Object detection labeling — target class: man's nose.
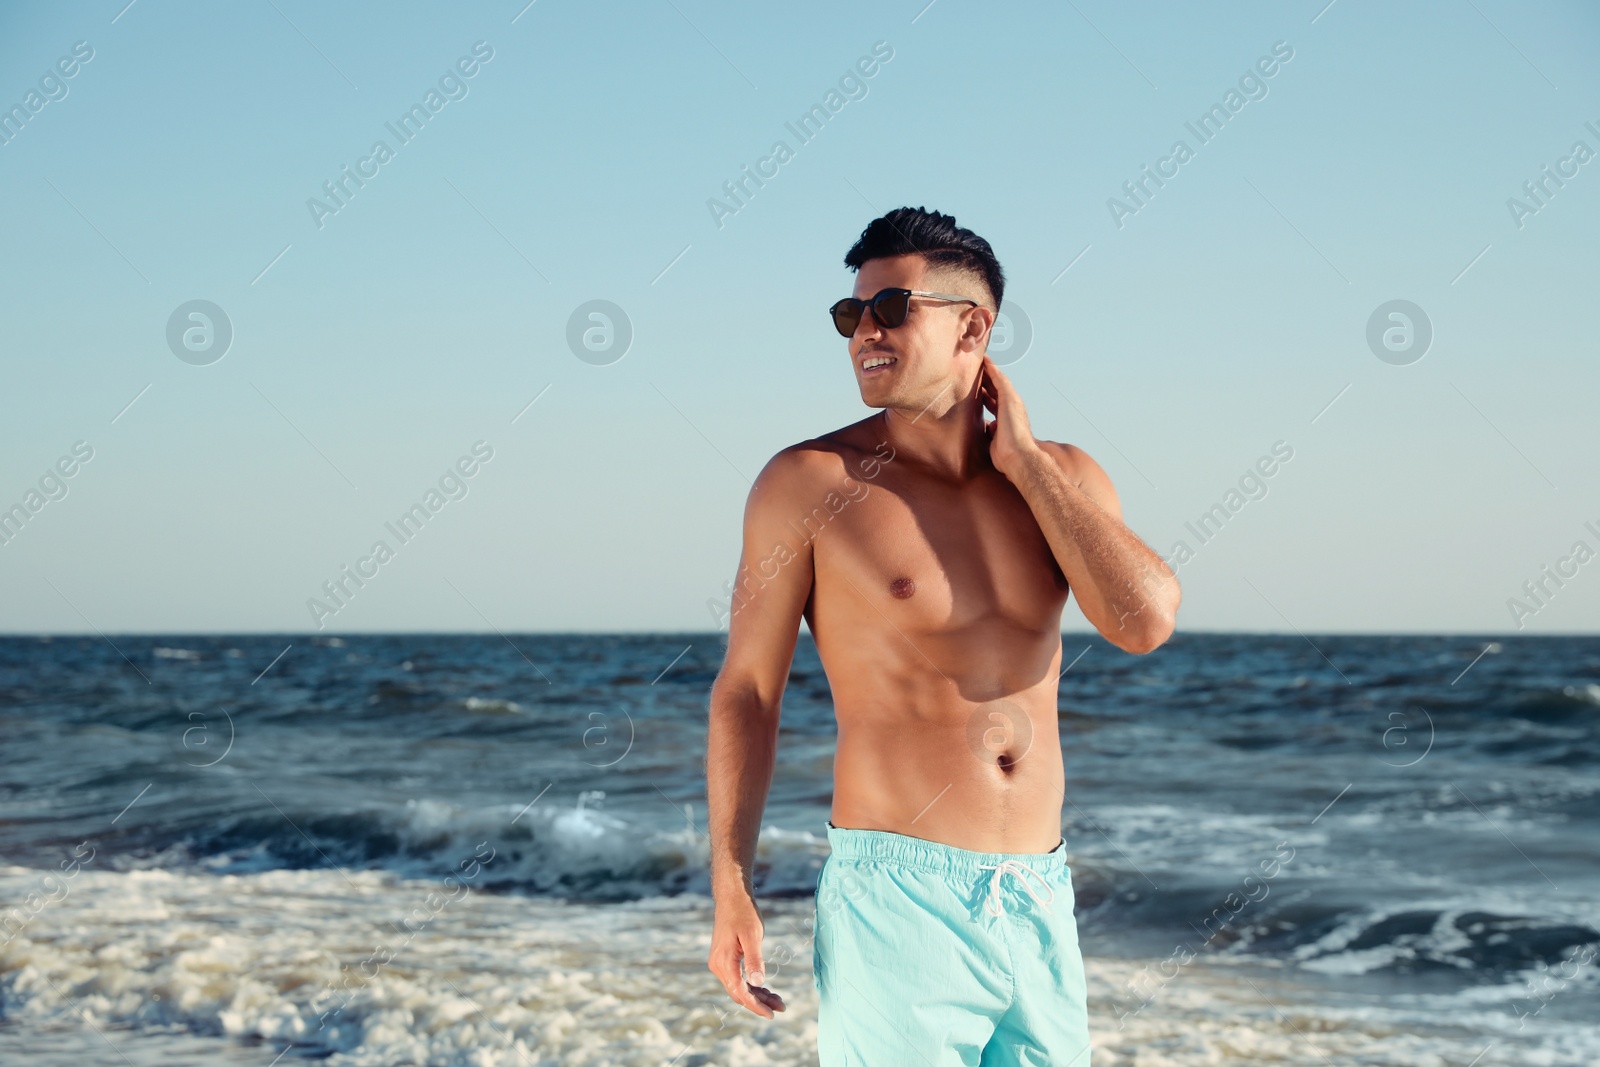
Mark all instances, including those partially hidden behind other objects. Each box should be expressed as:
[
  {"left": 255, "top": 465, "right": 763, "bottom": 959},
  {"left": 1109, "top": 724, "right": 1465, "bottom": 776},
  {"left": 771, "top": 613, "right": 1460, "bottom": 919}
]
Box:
[{"left": 852, "top": 308, "right": 883, "bottom": 351}]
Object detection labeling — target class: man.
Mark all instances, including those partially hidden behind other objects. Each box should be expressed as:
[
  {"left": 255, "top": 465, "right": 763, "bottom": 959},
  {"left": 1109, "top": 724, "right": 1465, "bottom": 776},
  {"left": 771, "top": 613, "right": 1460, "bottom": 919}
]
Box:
[{"left": 705, "top": 206, "right": 1180, "bottom": 1064}]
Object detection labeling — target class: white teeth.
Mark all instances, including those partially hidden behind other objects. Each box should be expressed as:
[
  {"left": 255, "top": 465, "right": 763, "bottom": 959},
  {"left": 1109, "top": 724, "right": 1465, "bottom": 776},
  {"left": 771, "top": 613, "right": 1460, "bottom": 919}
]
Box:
[{"left": 862, "top": 356, "right": 894, "bottom": 370}]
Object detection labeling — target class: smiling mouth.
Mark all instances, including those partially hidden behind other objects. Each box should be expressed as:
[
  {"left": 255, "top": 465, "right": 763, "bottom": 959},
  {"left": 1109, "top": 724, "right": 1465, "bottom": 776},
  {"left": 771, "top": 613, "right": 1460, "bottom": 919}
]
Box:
[{"left": 860, "top": 354, "right": 897, "bottom": 373}]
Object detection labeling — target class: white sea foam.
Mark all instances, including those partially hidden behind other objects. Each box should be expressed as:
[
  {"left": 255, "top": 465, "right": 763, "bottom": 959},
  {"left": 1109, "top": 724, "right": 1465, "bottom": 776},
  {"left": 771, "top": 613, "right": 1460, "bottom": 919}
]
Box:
[
  {"left": 461, "top": 696, "right": 522, "bottom": 714},
  {"left": 4, "top": 865, "right": 1592, "bottom": 1066},
  {"left": 0, "top": 864, "right": 821, "bottom": 1066},
  {"left": 1563, "top": 682, "right": 1600, "bottom": 706}
]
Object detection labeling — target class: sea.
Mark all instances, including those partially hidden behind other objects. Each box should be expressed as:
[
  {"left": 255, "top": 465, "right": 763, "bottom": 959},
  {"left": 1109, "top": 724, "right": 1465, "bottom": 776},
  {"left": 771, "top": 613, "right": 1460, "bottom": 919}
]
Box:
[{"left": 1, "top": 632, "right": 1596, "bottom": 1066}]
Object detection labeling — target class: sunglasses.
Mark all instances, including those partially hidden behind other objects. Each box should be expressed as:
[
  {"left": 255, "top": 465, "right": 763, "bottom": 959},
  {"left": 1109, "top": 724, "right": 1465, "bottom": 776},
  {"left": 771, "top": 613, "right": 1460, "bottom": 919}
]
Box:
[{"left": 828, "top": 288, "right": 982, "bottom": 338}]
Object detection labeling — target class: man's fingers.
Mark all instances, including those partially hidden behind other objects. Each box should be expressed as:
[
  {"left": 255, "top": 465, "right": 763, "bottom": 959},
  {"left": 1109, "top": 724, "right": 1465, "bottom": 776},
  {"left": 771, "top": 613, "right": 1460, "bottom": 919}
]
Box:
[
  {"left": 736, "top": 985, "right": 774, "bottom": 1018},
  {"left": 750, "top": 985, "right": 787, "bottom": 1012},
  {"left": 739, "top": 986, "right": 775, "bottom": 1018},
  {"left": 745, "top": 943, "right": 765, "bottom": 990},
  {"left": 982, "top": 354, "right": 1014, "bottom": 397},
  {"left": 735, "top": 982, "right": 775, "bottom": 1018},
  {"left": 713, "top": 963, "right": 773, "bottom": 1018},
  {"left": 709, "top": 934, "right": 783, "bottom": 1019}
]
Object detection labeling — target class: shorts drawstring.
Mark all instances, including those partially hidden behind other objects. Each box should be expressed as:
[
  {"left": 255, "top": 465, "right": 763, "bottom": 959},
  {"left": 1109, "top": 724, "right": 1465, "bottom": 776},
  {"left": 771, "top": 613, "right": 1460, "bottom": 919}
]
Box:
[{"left": 976, "top": 859, "right": 1055, "bottom": 916}]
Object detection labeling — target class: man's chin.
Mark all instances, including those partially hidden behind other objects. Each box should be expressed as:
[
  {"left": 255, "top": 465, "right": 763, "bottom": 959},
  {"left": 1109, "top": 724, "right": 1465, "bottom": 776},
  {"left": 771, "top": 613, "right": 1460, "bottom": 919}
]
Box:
[
  {"left": 858, "top": 378, "right": 941, "bottom": 413},
  {"left": 855, "top": 382, "right": 893, "bottom": 408}
]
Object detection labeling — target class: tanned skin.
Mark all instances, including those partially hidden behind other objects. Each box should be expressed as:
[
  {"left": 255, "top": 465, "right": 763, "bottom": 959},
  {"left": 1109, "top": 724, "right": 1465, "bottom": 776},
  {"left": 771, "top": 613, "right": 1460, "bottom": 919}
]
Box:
[{"left": 705, "top": 252, "right": 1181, "bottom": 1018}]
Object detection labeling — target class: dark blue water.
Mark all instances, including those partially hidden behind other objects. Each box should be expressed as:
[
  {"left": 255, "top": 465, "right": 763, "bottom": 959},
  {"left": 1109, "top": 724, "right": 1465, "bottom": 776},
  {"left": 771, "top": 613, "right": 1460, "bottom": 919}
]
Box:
[{"left": 2, "top": 632, "right": 1597, "bottom": 1041}]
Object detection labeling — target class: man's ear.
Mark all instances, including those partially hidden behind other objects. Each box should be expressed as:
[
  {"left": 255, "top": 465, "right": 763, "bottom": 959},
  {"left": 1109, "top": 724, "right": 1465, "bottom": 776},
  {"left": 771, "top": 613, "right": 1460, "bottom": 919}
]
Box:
[{"left": 960, "top": 305, "right": 995, "bottom": 355}]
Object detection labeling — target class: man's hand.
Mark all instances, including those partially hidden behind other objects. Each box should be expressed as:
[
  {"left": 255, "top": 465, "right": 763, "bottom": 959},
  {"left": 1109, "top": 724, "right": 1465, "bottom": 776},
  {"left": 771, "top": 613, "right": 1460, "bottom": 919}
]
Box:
[
  {"left": 708, "top": 888, "right": 787, "bottom": 1019},
  {"left": 978, "top": 353, "right": 1041, "bottom": 481}
]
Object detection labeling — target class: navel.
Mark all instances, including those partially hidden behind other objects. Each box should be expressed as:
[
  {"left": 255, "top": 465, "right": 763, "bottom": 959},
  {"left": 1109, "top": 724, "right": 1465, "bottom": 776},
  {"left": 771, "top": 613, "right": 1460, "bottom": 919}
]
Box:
[{"left": 889, "top": 577, "right": 916, "bottom": 599}]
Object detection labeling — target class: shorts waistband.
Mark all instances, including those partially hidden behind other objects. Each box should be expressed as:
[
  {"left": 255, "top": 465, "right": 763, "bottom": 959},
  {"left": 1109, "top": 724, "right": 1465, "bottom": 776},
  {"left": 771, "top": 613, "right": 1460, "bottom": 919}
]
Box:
[{"left": 825, "top": 823, "right": 1068, "bottom": 878}]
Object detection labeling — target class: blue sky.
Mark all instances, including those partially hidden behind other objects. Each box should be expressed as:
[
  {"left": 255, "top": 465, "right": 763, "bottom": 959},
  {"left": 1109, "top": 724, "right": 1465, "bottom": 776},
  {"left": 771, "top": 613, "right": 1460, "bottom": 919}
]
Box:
[{"left": 2, "top": 0, "right": 1597, "bottom": 635}]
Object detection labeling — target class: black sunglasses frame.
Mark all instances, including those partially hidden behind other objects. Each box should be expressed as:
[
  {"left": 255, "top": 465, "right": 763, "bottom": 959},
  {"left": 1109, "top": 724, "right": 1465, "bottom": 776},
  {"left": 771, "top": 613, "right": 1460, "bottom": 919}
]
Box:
[{"left": 828, "top": 288, "right": 982, "bottom": 338}]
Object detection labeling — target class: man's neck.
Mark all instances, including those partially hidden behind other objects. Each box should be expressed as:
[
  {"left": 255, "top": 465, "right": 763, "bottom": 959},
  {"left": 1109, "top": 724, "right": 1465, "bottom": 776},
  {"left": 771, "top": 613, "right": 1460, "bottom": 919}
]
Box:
[{"left": 877, "top": 385, "right": 991, "bottom": 480}]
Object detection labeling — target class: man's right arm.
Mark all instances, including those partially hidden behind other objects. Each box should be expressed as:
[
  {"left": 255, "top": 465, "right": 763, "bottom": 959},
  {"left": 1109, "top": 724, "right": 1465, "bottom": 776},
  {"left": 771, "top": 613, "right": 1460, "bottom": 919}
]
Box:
[{"left": 705, "top": 445, "right": 818, "bottom": 1020}]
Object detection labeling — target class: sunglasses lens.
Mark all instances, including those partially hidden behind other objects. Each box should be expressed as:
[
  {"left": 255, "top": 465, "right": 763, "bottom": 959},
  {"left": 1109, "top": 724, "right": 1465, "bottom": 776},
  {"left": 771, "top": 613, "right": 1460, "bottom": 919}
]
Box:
[
  {"left": 831, "top": 300, "right": 864, "bottom": 337},
  {"left": 871, "top": 289, "right": 910, "bottom": 329},
  {"left": 832, "top": 290, "right": 913, "bottom": 336}
]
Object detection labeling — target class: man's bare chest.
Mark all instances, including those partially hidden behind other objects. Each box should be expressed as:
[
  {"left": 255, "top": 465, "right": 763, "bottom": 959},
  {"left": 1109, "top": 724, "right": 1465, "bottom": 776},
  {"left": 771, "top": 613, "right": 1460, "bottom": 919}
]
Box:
[{"left": 805, "top": 471, "right": 1069, "bottom": 629}]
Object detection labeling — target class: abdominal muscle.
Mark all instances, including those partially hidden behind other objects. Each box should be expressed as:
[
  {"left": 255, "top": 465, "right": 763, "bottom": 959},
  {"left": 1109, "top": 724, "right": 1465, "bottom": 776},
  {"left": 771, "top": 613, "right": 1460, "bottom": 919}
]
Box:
[{"left": 817, "top": 620, "right": 1068, "bottom": 854}]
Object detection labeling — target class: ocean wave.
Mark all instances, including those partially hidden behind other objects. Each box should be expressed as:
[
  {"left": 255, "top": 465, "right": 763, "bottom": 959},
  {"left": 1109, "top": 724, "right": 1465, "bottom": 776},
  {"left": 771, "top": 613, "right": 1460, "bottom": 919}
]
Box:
[
  {"left": 1504, "top": 683, "right": 1600, "bottom": 722},
  {"left": 177, "top": 795, "right": 830, "bottom": 901},
  {"left": 1250, "top": 905, "right": 1600, "bottom": 977},
  {"left": 1403, "top": 681, "right": 1600, "bottom": 723}
]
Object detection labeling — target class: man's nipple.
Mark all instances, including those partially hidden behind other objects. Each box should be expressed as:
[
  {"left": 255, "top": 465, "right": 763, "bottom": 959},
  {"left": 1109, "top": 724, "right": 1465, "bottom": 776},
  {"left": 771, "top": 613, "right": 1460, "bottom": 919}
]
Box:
[{"left": 889, "top": 577, "right": 916, "bottom": 599}]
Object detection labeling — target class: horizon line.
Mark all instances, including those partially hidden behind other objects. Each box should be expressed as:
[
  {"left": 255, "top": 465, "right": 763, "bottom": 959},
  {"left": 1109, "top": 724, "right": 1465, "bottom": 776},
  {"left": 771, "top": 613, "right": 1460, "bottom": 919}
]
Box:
[{"left": 0, "top": 629, "right": 1590, "bottom": 639}]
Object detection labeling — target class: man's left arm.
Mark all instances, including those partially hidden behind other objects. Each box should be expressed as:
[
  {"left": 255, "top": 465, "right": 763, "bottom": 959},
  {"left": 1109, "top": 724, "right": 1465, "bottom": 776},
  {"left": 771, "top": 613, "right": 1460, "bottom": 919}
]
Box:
[{"left": 979, "top": 354, "right": 1180, "bottom": 654}]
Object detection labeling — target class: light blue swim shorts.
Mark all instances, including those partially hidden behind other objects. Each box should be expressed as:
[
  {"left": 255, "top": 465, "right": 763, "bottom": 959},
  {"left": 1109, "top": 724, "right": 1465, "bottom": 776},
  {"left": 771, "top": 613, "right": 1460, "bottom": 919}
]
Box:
[{"left": 813, "top": 824, "right": 1091, "bottom": 1066}]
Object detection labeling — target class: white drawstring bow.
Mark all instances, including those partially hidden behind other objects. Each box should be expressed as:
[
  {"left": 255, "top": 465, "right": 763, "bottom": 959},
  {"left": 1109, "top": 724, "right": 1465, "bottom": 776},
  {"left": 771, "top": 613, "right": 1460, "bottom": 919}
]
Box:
[{"left": 976, "top": 860, "right": 1056, "bottom": 917}]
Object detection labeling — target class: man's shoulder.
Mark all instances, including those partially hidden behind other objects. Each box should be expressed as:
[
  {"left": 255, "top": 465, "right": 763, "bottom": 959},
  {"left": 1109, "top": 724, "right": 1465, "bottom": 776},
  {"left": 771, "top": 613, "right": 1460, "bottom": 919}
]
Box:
[{"left": 757, "top": 416, "right": 889, "bottom": 487}]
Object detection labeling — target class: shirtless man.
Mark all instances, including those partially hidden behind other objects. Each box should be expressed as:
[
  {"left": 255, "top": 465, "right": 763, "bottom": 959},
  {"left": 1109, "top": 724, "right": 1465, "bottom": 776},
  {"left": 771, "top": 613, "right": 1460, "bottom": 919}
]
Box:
[{"left": 706, "top": 207, "right": 1180, "bottom": 1064}]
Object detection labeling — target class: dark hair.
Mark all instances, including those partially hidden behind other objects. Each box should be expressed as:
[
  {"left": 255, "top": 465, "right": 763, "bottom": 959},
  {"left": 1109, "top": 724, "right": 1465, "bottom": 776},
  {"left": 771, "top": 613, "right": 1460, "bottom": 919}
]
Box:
[{"left": 842, "top": 206, "right": 1005, "bottom": 310}]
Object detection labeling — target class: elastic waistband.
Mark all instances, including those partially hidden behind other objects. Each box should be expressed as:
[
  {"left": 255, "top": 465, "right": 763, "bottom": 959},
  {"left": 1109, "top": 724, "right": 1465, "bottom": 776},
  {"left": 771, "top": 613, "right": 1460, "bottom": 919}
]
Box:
[{"left": 825, "top": 823, "right": 1068, "bottom": 878}]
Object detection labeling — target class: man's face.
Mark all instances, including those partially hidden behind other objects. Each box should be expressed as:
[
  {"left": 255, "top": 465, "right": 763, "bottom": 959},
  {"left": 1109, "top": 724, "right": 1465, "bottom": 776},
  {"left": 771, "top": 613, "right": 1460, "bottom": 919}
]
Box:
[{"left": 845, "top": 254, "right": 991, "bottom": 412}]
